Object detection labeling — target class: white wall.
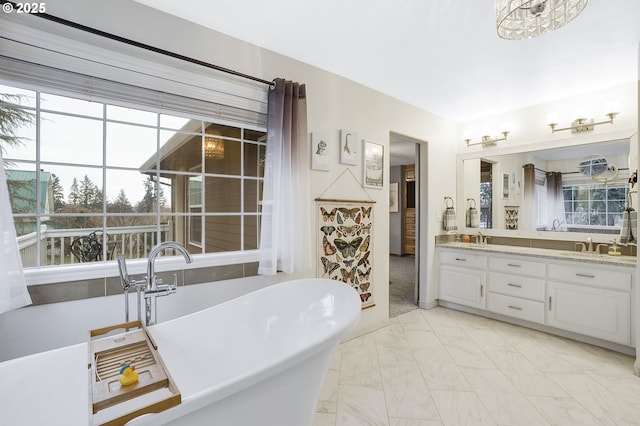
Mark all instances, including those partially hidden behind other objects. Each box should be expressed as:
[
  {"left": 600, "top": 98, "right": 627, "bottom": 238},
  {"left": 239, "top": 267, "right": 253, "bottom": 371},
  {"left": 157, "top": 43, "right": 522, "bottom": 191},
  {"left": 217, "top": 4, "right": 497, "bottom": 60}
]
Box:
[{"left": 0, "top": 0, "right": 457, "bottom": 360}]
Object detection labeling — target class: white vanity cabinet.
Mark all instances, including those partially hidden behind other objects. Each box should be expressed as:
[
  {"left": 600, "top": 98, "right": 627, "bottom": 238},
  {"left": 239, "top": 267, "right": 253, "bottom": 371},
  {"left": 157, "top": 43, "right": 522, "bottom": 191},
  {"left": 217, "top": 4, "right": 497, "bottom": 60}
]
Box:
[
  {"left": 487, "top": 257, "right": 546, "bottom": 324},
  {"left": 437, "top": 244, "right": 635, "bottom": 349},
  {"left": 547, "top": 263, "right": 632, "bottom": 345},
  {"left": 438, "top": 250, "right": 486, "bottom": 309}
]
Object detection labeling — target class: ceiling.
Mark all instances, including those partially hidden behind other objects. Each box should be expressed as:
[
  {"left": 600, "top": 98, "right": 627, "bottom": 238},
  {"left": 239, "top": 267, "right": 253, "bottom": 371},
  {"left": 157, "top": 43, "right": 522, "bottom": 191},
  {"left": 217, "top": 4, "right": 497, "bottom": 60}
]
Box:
[{"left": 133, "top": 0, "right": 639, "bottom": 165}]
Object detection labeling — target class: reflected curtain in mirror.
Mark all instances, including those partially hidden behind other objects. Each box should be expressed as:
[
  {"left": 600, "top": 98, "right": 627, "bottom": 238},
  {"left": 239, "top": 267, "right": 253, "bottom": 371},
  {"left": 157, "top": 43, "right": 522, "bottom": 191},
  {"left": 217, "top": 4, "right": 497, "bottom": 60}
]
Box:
[
  {"left": 546, "top": 171, "right": 567, "bottom": 231},
  {"left": 522, "top": 164, "right": 536, "bottom": 231}
]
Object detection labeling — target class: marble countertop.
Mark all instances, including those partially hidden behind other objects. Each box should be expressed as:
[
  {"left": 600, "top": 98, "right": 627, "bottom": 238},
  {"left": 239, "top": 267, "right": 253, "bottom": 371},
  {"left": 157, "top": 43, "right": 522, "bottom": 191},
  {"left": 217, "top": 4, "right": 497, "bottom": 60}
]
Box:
[{"left": 437, "top": 241, "right": 637, "bottom": 267}]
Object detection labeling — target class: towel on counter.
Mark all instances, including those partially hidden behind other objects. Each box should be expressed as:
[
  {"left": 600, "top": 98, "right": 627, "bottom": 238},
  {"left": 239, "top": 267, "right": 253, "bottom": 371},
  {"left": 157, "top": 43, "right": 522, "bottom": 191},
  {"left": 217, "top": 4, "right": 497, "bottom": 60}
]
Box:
[
  {"left": 443, "top": 206, "right": 458, "bottom": 232},
  {"left": 466, "top": 207, "right": 479, "bottom": 228},
  {"left": 620, "top": 208, "right": 637, "bottom": 244}
]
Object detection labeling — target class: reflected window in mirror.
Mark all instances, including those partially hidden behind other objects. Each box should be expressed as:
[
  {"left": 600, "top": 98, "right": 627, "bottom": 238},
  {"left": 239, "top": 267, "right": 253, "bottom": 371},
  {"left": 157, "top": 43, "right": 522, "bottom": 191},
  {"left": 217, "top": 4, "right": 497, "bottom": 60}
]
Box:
[
  {"left": 563, "top": 182, "right": 629, "bottom": 233},
  {"left": 480, "top": 161, "right": 493, "bottom": 229}
]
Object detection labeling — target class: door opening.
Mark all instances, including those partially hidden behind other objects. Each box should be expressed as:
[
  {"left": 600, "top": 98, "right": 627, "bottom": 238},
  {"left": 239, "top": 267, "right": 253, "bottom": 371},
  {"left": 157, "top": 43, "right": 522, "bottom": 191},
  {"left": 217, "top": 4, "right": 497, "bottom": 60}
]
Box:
[{"left": 389, "top": 133, "right": 423, "bottom": 318}]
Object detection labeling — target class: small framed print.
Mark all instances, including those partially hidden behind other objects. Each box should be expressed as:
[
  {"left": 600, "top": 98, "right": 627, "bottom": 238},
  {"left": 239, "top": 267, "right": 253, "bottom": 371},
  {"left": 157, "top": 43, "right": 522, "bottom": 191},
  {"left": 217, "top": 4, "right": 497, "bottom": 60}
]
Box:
[
  {"left": 311, "top": 132, "right": 330, "bottom": 171},
  {"left": 339, "top": 129, "right": 358, "bottom": 166},
  {"left": 502, "top": 173, "right": 509, "bottom": 199},
  {"left": 363, "top": 140, "right": 384, "bottom": 189}
]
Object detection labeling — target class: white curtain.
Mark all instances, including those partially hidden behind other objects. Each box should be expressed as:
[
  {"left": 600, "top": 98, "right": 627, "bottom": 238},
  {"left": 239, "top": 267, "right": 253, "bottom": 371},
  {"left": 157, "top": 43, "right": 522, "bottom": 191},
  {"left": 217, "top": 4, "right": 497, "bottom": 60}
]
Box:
[
  {"left": 258, "top": 79, "right": 311, "bottom": 275},
  {"left": 0, "top": 151, "right": 32, "bottom": 313}
]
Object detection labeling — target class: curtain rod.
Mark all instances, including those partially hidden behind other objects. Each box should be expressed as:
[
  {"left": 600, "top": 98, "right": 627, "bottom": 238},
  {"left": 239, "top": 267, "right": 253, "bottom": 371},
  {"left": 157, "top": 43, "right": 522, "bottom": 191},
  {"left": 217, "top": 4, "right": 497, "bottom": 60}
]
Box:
[{"left": 9, "top": 1, "right": 274, "bottom": 87}]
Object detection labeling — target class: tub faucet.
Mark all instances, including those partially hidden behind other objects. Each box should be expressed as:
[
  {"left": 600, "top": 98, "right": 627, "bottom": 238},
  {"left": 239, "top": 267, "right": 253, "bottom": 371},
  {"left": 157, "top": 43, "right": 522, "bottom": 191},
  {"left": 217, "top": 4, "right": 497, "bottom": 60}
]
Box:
[
  {"left": 144, "top": 242, "right": 193, "bottom": 325},
  {"left": 586, "top": 237, "right": 594, "bottom": 252}
]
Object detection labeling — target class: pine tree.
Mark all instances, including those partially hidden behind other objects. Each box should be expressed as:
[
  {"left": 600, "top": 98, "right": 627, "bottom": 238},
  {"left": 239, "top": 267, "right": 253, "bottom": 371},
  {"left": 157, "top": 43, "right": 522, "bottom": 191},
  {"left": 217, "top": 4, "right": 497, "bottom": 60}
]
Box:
[
  {"left": 109, "top": 189, "right": 133, "bottom": 213},
  {"left": 78, "top": 175, "right": 103, "bottom": 209},
  {"left": 69, "top": 178, "right": 80, "bottom": 205},
  {"left": 51, "top": 173, "right": 65, "bottom": 212},
  {"left": 0, "top": 93, "right": 35, "bottom": 158},
  {"left": 136, "top": 176, "right": 165, "bottom": 213}
]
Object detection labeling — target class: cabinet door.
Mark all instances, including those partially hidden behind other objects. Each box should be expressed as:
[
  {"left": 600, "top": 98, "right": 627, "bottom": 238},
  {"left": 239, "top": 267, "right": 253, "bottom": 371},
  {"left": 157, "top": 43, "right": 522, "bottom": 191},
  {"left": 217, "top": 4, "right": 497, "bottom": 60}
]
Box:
[
  {"left": 439, "top": 266, "right": 485, "bottom": 309},
  {"left": 546, "top": 281, "right": 630, "bottom": 345}
]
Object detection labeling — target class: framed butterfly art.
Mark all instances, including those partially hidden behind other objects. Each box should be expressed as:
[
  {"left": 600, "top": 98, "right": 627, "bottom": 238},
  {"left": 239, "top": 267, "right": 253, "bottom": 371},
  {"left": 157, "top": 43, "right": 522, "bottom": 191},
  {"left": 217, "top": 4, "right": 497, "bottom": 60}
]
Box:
[{"left": 315, "top": 200, "right": 375, "bottom": 309}]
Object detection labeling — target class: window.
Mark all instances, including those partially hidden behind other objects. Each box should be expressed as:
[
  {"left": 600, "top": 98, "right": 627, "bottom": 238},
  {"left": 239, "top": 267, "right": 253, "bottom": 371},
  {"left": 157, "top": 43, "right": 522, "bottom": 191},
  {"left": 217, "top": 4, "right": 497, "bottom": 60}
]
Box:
[
  {"left": 1, "top": 82, "right": 266, "bottom": 269},
  {"left": 563, "top": 182, "right": 628, "bottom": 231},
  {"left": 479, "top": 160, "right": 493, "bottom": 229},
  {"left": 188, "top": 173, "right": 203, "bottom": 247}
]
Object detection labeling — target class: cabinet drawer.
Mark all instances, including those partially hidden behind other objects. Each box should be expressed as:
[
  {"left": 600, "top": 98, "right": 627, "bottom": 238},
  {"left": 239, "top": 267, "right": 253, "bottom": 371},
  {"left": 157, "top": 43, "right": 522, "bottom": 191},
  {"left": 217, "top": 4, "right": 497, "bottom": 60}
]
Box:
[
  {"left": 488, "top": 272, "right": 544, "bottom": 301},
  {"left": 548, "top": 264, "right": 631, "bottom": 292},
  {"left": 440, "top": 250, "right": 486, "bottom": 269},
  {"left": 487, "top": 293, "right": 544, "bottom": 324},
  {"left": 488, "top": 257, "right": 545, "bottom": 278}
]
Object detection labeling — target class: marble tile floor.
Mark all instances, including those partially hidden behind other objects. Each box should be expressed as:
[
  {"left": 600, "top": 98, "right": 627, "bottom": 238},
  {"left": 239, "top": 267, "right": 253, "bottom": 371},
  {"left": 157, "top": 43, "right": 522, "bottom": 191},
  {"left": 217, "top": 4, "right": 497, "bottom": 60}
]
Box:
[{"left": 313, "top": 306, "right": 640, "bottom": 426}]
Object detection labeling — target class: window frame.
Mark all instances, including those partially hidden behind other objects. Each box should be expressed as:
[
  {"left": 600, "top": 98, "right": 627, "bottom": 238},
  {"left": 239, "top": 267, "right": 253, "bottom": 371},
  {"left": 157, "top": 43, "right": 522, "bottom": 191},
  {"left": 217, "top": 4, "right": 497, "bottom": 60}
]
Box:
[{"left": 0, "top": 15, "right": 268, "bottom": 286}]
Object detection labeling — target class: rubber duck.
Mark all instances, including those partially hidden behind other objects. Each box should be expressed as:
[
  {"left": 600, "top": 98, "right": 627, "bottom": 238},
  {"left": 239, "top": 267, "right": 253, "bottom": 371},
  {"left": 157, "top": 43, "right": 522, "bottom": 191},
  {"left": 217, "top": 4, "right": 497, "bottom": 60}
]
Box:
[{"left": 118, "top": 364, "right": 139, "bottom": 386}]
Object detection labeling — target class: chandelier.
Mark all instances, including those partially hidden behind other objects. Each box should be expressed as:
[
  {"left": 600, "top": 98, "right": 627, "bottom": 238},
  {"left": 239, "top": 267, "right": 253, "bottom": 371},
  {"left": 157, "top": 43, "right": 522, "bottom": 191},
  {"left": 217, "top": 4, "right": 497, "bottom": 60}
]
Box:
[
  {"left": 496, "top": 0, "right": 588, "bottom": 40},
  {"left": 204, "top": 129, "right": 224, "bottom": 160}
]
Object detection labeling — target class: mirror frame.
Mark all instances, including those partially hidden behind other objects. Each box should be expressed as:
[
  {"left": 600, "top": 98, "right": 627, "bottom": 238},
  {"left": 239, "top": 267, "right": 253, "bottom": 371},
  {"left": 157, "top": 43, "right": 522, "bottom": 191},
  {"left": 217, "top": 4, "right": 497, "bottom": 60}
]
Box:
[{"left": 456, "top": 129, "right": 638, "bottom": 242}]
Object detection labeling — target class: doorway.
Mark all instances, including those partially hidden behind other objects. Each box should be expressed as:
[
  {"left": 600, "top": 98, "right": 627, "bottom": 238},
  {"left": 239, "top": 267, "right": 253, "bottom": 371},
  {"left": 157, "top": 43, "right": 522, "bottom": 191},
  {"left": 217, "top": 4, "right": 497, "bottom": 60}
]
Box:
[{"left": 389, "top": 133, "right": 421, "bottom": 317}]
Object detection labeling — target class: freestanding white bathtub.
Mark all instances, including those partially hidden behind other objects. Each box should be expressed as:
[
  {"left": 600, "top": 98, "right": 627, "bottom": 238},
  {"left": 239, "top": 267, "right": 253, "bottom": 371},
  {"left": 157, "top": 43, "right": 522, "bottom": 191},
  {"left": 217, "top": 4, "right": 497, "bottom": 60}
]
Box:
[
  {"left": 129, "top": 277, "right": 361, "bottom": 425},
  {"left": 0, "top": 278, "right": 361, "bottom": 425}
]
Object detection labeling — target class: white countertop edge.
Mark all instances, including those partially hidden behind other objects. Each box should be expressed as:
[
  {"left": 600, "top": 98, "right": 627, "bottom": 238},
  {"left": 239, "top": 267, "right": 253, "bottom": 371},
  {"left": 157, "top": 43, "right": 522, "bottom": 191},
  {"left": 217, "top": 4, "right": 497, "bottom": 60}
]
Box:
[{"left": 437, "top": 242, "right": 636, "bottom": 267}]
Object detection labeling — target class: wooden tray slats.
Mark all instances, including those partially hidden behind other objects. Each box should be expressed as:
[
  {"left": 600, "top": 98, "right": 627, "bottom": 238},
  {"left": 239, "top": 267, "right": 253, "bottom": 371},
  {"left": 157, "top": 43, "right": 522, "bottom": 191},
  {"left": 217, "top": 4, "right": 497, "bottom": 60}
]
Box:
[
  {"left": 95, "top": 341, "right": 155, "bottom": 381},
  {"left": 89, "top": 321, "right": 181, "bottom": 425}
]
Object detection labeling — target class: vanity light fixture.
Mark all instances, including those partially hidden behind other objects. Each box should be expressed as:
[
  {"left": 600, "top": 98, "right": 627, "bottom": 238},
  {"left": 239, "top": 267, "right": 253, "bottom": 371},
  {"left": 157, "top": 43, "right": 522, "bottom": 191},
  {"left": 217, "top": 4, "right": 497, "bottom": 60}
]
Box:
[
  {"left": 496, "top": 0, "right": 588, "bottom": 40},
  {"left": 547, "top": 112, "right": 618, "bottom": 134},
  {"left": 464, "top": 126, "right": 510, "bottom": 148}
]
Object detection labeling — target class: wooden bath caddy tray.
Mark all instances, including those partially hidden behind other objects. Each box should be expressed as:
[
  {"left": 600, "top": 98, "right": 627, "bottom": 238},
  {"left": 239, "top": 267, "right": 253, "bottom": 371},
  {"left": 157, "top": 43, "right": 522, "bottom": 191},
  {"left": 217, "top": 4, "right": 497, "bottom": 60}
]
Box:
[{"left": 89, "top": 321, "right": 181, "bottom": 426}]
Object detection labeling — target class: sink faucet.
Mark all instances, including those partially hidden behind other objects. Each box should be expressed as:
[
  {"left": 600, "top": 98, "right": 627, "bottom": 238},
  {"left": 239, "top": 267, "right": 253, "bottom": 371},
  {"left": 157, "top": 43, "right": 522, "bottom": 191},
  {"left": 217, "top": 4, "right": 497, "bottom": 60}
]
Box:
[
  {"left": 144, "top": 242, "right": 193, "bottom": 325},
  {"left": 575, "top": 238, "right": 608, "bottom": 254}
]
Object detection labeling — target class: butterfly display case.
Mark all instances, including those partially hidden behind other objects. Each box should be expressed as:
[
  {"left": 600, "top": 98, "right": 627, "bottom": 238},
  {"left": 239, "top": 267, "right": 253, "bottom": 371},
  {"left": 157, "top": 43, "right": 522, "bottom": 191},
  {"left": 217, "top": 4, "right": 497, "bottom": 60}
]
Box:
[{"left": 316, "top": 200, "right": 374, "bottom": 308}]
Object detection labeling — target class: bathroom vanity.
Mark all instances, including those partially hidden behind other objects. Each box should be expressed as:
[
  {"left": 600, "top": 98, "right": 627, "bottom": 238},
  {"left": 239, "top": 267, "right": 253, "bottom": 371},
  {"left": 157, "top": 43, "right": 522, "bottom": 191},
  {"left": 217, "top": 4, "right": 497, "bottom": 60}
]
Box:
[{"left": 437, "top": 242, "right": 636, "bottom": 352}]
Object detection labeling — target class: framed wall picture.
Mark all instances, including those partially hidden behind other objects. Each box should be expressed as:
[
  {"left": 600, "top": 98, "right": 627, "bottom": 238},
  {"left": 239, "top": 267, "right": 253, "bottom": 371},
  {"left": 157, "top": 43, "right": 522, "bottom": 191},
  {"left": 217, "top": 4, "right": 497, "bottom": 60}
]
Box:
[
  {"left": 311, "top": 132, "right": 330, "bottom": 171},
  {"left": 389, "top": 182, "right": 399, "bottom": 212},
  {"left": 339, "top": 129, "right": 358, "bottom": 166},
  {"left": 502, "top": 172, "right": 509, "bottom": 199},
  {"left": 363, "top": 140, "right": 384, "bottom": 189},
  {"left": 316, "top": 200, "right": 375, "bottom": 309}
]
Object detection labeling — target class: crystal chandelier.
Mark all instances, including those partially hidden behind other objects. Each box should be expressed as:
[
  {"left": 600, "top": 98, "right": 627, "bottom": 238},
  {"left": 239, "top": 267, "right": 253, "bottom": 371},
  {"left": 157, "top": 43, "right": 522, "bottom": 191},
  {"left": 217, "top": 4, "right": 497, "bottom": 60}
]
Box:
[
  {"left": 204, "top": 129, "right": 224, "bottom": 160},
  {"left": 496, "top": 0, "right": 588, "bottom": 40}
]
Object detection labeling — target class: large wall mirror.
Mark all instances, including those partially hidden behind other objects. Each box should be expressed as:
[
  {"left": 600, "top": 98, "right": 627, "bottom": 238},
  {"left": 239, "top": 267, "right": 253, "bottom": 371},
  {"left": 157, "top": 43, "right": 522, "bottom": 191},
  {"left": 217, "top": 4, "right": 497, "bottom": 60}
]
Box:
[{"left": 460, "top": 137, "right": 637, "bottom": 236}]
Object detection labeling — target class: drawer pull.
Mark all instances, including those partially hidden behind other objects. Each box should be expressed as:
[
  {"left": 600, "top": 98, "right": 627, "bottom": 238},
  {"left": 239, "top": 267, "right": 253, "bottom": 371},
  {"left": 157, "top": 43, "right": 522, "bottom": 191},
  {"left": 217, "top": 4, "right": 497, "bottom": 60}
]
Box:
[
  {"left": 455, "top": 258, "right": 467, "bottom": 262},
  {"left": 480, "top": 285, "right": 484, "bottom": 298},
  {"left": 507, "top": 283, "right": 522, "bottom": 288},
  {"left": 506, "top": 263, "right": 521, "bottom": 268},
  {"left": 548, "top": 296, "right": 552, "bottom": 311},
  {"left": 576, "top": 273, "right": 595, "bottom": 278},
  {"left": 508, "top": 305, "right": 523, "bottom": 311}
]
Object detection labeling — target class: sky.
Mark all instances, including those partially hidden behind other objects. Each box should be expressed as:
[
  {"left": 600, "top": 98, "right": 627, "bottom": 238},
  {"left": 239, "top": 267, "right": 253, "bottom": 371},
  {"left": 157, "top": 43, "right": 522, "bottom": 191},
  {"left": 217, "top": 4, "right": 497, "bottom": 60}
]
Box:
[{"left": 2, "top": 84, "right": 190, "bottom": 206}]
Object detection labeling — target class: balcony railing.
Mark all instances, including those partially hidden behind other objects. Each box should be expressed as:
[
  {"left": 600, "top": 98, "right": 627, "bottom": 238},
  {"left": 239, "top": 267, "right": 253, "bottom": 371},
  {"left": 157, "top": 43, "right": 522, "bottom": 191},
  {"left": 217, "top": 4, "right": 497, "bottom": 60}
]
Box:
[{"left": 17, "top": 223, "right": 172, "bottom": 267}]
